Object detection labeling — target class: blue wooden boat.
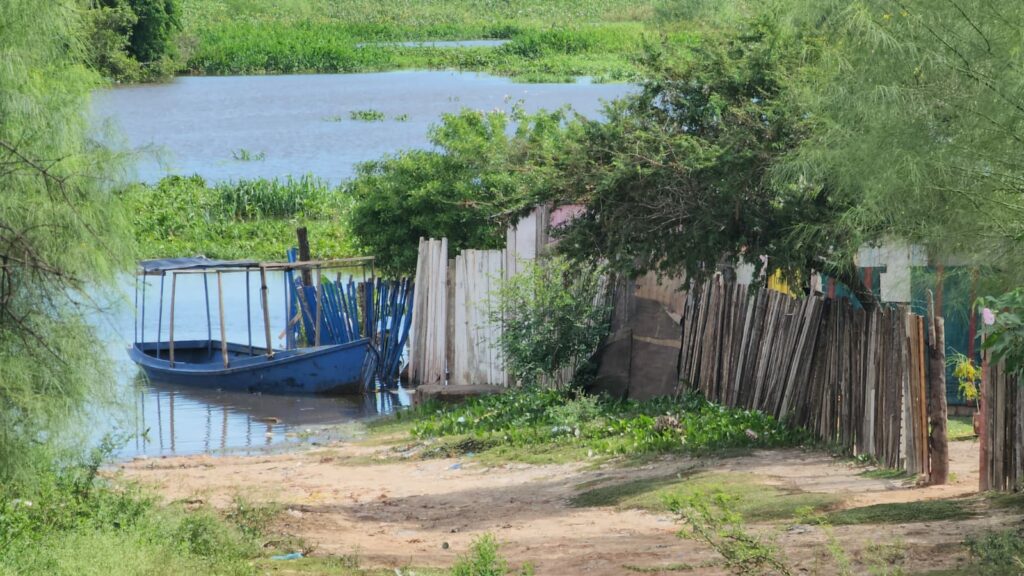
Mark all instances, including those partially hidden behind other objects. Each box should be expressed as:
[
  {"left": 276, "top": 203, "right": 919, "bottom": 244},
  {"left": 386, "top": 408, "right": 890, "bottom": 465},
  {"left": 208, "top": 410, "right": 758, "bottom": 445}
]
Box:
[
  {"left": 130, "top": 257, "right": 379, "bottom": 395},
  {"left": 129, "top": 339, "right": 371, "bottom": 394}
]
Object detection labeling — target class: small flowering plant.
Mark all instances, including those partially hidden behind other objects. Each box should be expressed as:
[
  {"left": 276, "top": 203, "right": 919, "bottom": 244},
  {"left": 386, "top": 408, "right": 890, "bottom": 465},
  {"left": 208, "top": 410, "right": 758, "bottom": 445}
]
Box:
[
  {"left": 976, "top": 288, "right": 1024, "bottom": 376},
  {"left": 951, "top": 353, "right": 981, "bottom": 405}
]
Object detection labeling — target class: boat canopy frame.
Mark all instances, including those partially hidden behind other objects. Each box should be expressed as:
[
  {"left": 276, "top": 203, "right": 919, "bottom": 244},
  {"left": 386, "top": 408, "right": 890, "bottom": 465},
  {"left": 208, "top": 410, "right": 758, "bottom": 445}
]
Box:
[{"left": 134, "top": 256, "right": 376, "bottom": 369}]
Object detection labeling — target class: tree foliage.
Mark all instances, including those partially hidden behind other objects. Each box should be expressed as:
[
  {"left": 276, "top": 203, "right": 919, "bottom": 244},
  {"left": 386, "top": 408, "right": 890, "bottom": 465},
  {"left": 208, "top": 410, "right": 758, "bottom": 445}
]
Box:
[
  {"left": 773, "top": 0, "right": 1024, "bottom": 289},
  {"left": 547, "top": 14, "right": 849, "bottom": 285},
  {"left": 345, "top": 108, "right": 568, "bottom": 275},
  {"left": 0, "top": 0, "right": 131, "bottom": 484},
  {"left": 86, "top": 0, "right": 181, "bottom": 82}
]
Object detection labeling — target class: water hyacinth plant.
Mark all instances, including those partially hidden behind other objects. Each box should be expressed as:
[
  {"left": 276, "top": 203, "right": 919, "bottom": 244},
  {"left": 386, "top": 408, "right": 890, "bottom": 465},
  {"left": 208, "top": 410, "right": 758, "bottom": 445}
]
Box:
[{"left": 408, "top": 387, "right": 809, "bottom": 457}]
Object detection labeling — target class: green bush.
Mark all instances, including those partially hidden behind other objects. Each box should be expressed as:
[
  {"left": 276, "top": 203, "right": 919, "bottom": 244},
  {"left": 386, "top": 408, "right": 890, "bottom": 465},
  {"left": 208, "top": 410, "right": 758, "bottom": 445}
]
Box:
[{"left": 492, "top": 256, "right": 611, "bottom": 387}]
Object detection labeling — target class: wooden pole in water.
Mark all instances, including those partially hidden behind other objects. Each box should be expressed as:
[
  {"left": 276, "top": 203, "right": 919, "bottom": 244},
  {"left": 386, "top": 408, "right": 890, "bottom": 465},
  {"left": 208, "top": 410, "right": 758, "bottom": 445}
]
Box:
[
  {"left": 140, "top": 275, "right": 146, "bottom": 345},
  {"left": 169, "top": 272, "right": 177, "bottom": 367},
  {"left": 156, "top": 274, "right": 165, "bottom": 360},
  {"left": 296, "top": 227, "right": 313, "bottom": 286},
  {"left": 218, "top": 271, "right": 229, "bottom": 368},
  {"left": 203, "top": 273, "right": 212, "bottom": 355},
  {"left": 314, "top": 266, "right": 323, "bottom": 347},
  {"left": 260, "top": 265, "right": 274, "bottom": 359},
  {"left": 246, "top": 270, "right": 253, "bottom": 355},
  {"left": 133, "top": 274, "right": 139, "bottom": 344}
]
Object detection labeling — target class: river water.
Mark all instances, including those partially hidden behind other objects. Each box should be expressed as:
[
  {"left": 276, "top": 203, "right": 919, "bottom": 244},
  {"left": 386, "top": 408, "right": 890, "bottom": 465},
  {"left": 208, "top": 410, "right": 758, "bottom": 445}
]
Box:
[
  {"left": 92, "top": 71, "right": 635, "bottom": 457},
  {"left": 92, "top": 70, "right": 634, "bottom": 184},
  {"left": 97, "top": 269, "right": 413, "bottom": 458}
]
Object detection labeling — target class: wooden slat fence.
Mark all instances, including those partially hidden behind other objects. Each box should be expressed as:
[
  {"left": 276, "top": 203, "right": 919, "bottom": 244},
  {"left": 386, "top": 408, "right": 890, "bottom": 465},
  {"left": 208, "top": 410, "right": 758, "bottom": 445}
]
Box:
[
  {"left": 408, "top": 238, "right": 448, "bottom": 386},
  {"left": 980, "top": 355, "right": 1024, "bottom": 491},
  {"left": 450, "top": 249, "right": 507, "bottom": 386},
  {"left": 680, "top": 276, "right": 946, "bottom": 476}
]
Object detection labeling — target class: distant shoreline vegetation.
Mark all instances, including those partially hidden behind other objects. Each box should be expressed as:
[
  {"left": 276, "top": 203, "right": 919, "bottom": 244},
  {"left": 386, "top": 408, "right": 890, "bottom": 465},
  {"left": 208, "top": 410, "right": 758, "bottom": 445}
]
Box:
[{"left": 167, "top": 0, "right": 686, "bottom": 83}]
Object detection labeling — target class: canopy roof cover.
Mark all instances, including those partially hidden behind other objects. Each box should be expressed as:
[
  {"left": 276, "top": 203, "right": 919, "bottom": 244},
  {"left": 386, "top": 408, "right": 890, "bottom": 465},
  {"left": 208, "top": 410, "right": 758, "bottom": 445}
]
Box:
[{"left": 138, "top": 257, "right": 260, "bottom": 275}]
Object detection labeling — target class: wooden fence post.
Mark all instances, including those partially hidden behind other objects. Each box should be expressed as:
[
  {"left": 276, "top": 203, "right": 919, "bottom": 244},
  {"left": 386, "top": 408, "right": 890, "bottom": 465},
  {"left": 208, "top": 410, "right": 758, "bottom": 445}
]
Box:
[
  {"left": 980, "top": 353, "right": 990, "bottom": 491},
  {"left": 927, "top": 290, "right": 949, "bottom": 484}
]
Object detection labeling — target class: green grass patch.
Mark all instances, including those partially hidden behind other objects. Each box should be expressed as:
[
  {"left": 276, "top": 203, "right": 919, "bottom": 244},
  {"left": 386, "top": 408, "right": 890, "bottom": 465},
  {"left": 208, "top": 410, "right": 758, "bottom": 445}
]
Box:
[
  {"left": 0, "top": 464, "right": 286, "bottom": 575},
  {"left": 571, "top": 471, "right": 841, "bottom": 520},
  {"left": 948, "top": 416, "right": 977, "bottom": 441},
  {"left": 826, "top": 499, "right": 976, "bottom": 526},
  {"left": 964, "top": 528, "right": 1024, "bottom": 575},
  {"left": 984, "top": 491, "right": 1024, "bottom": 512}
]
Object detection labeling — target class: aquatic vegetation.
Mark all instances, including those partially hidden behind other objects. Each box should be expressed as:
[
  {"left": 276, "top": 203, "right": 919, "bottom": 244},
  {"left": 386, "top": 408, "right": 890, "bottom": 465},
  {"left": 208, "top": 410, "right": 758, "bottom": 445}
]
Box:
[
  {"left": 349, "top": 109, "right": 386, "bottom": 122},
  {"left": 404, "top": 387, "right": 809, "bottom": 460},
  {"left": 122, "top": 175, "right": 357, "bottom": 261},
  {"left": 231, "top": 148, "right": 266, "bottom": 161},
  {"left": 177, "top": 0, "right": 663, "bottom": 81}
]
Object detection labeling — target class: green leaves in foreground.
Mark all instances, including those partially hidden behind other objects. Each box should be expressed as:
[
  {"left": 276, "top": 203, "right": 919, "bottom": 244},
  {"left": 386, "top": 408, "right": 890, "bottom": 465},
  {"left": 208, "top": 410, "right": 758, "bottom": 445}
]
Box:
[{"left": 409, "top": 387, "right": 808, "bottom": 457}]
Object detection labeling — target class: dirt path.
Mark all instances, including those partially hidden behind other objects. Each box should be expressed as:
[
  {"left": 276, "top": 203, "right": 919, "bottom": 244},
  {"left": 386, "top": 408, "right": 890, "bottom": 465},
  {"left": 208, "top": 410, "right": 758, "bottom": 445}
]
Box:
[{"left": 118, "top": 438, "right": 1000, "bottom": 575}]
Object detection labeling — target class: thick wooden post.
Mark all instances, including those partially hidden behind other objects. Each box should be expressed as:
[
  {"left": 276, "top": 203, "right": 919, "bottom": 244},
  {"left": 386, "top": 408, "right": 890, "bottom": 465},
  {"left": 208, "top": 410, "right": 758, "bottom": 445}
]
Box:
[
  {"left": 260, "top": 265, "right": 274, "bottom": 359},
  {"left": 296, "top": 227, "right": 313, "bottom": 286},
  {"left": 217, "top": 271, "right": 229, "bottom": 368},
  {"left": 928, "top": 313, "right": 949, "bottom": 485}
]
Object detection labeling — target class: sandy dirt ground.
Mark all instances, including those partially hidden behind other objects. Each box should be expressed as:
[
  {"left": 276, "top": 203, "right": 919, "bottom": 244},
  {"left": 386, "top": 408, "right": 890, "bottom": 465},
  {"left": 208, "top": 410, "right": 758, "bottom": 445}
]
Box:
[{"left": 118, "top": 438, "right": 1011, "bottom": 575}]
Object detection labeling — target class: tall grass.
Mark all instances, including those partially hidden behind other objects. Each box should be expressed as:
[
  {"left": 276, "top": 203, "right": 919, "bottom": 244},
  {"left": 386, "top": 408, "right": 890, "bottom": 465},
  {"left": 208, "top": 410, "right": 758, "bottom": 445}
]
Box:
[
  {"left": 0, "top": 445, "right": 265, "bottom": 575},
  {"left": 122, "top": 175, "right": 355, "bottom": 260}
]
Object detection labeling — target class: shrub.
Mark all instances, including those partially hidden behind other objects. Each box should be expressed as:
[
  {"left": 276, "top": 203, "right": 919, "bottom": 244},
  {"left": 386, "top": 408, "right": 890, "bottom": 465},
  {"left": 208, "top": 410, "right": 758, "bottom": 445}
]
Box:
[
  {"left": 451, "top": 533, "right": 532, "bottom": 576},
  {"left": 492, "top": 256, "right": 611, "bottom": 388}
]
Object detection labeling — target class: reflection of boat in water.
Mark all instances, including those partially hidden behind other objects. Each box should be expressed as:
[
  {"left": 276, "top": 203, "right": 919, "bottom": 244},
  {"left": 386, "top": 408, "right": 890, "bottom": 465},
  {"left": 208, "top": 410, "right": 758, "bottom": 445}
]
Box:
[
  {"left": 129, "top": 375, "right": 411, "bottom": 456},
  {"left": 145, "top": 378, "right": 408, "bottom": 425},
  {"left": 129, "top": 256, "right": 408, "bottom": 395}
]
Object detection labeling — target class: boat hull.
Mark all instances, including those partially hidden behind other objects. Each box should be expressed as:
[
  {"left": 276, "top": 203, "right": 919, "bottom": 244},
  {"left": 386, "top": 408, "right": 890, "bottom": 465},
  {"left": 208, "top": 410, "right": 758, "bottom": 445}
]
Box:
[{"left": 129, "top": 339, "right": 370, "bottom": 395}]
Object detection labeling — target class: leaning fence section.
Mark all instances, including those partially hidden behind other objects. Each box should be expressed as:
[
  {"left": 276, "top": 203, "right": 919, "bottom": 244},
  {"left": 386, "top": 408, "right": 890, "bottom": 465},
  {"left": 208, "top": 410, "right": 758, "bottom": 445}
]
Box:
[
  {"left": 409, "top": 238, "right": 448, "bottom": 387},
  {"left": 679, "top": 277, "right": 945, "bottom": 477},
  {"left": 980, "top": 356, "right": 1024, "bottom": 492}
]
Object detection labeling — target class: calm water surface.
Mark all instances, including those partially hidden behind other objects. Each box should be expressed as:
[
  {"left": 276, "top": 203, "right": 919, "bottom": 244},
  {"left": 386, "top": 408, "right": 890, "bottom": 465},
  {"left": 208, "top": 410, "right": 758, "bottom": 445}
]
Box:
[
  {"left": 93, "top": 71, "right": 635, "bottom": 184},
  {"left": 96, "top": 271, "right": 411, "bottom": 459},
  {"left": 94, "top": 71, "right": 634, "bottom": 457}
]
